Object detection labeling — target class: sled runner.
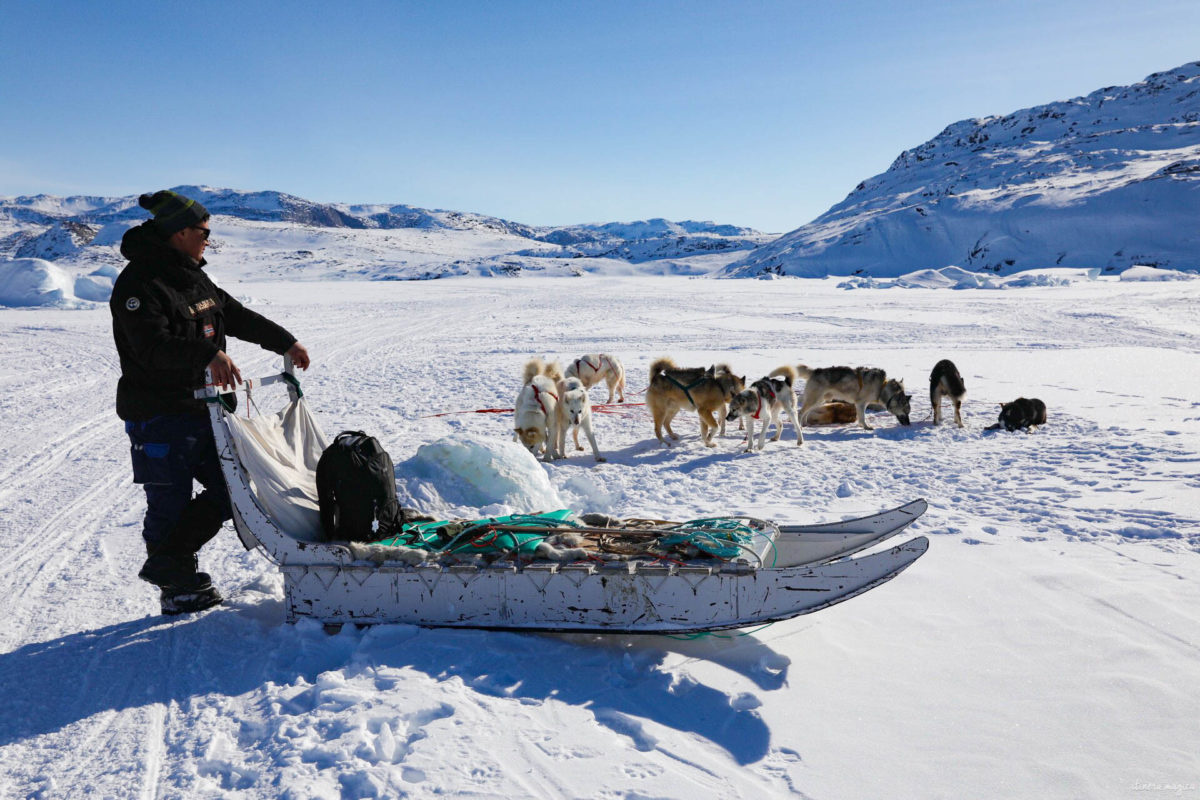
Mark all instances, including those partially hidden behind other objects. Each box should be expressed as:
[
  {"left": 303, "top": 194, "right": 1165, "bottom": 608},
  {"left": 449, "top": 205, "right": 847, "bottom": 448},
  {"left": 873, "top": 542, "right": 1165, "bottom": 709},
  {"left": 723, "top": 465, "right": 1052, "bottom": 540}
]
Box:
[{"left": 200, "top": 360, "right": 929, "bottom": 632}]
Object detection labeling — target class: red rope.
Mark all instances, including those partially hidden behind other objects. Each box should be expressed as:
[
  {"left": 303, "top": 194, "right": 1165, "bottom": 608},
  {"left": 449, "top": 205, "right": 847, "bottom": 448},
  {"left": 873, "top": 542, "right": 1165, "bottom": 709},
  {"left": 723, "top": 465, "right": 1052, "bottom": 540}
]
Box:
[
  {"left": 592, "top": 402, "right": 645, "bottom": 414},
  {"left": 419, "top": 407, "right": 515, "bottom": 418},
  {"left": 419, "top": 402, "right": 646, "bottom": 419}
]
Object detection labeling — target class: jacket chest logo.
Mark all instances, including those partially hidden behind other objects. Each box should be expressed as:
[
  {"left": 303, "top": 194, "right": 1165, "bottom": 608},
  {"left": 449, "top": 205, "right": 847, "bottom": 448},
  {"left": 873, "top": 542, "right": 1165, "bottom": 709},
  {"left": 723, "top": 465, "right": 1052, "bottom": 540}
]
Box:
[{"left": 188, "top": 297, "right": 217, "bottom": 316}]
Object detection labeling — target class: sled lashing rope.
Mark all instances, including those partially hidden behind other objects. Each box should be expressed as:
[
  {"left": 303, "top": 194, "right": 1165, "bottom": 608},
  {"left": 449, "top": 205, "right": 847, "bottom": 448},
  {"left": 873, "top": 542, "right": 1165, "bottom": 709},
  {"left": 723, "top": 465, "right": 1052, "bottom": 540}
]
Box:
[{"left": 382, "top": 512, "right": 775, "bottom": 567}]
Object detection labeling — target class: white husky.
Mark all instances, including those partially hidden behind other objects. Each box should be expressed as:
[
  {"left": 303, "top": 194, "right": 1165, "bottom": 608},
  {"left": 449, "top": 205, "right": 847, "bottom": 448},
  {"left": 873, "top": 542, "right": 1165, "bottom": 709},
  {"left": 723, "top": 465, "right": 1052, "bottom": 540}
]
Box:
[
  {"left": 556, "top": 376, "right": 605, "bottom": 462},
  {"left": 514, "top": 358, "right": 563, "bottom": 461},
  {"left": 565, "top": 354, "right": 626, "bottom": 404},
  {"left": 724, "top": 365, "right": 800, "bottom": 452}
]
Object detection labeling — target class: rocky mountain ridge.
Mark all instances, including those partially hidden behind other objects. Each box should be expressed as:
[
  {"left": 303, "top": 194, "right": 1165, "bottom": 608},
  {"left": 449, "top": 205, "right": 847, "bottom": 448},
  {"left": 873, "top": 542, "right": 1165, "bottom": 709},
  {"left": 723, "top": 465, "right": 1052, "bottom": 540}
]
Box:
[
  {"left": 0, "top": 187, "right": 766, "bottom": 268},
  {"left": 727, "top": 60, "right": 1200, "bottom": 277}
]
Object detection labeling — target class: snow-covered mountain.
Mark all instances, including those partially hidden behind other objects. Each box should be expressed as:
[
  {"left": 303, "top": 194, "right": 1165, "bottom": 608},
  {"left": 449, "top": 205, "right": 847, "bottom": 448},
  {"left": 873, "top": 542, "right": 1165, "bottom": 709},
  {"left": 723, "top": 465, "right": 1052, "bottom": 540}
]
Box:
[
  {"left": 6, "top": 61, "right": 1200, "bottom": 297},
  {"left": 0, "top": 186, "right": 769, "bottom": 285},
  {"left": 727, "top": 61, "right": 1200, "bottom": 278}
]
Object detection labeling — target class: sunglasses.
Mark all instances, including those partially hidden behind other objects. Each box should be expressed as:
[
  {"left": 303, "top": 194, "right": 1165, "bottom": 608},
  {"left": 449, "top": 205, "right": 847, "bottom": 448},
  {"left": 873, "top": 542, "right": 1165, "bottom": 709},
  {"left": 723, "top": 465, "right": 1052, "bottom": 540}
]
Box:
[{"left": 190, "top": 226, "right": 212, "bottom": 240}]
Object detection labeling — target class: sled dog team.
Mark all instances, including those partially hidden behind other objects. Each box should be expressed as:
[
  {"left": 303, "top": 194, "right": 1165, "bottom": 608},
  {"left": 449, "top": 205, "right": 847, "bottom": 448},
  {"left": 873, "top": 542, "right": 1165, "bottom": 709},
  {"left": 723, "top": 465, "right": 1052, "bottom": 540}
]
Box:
[{"left": 514, "top": 354, "right": 1045, "bottom": 461}]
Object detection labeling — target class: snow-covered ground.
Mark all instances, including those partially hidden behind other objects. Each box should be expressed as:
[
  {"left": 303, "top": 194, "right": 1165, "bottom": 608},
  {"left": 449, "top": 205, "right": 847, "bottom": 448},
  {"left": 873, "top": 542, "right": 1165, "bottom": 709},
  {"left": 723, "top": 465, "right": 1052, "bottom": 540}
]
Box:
[{"left": 1, "top": 274, "right": 1198, "bottom": 799}]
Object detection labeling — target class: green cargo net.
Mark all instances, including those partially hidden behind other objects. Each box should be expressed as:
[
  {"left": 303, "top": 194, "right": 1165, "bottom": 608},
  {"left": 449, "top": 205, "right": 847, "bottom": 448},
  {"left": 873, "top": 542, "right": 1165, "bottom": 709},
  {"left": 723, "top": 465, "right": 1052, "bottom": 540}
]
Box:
[
  {"left": 374, "top": 510, "right": 774, "bottom": 564},
  {"left": 655, "top": 517, "right": 762, "bottom": 560},
  {"left": 376, "top": 510, "right": 579, "bottom": 556}
]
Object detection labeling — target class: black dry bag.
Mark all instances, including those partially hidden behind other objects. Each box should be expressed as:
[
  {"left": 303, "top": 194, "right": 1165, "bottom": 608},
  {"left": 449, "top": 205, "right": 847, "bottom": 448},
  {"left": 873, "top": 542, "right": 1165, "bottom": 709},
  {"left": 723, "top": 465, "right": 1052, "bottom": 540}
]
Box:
[{"left": 316, "top": 431, "right": 403, "bottom": 542}]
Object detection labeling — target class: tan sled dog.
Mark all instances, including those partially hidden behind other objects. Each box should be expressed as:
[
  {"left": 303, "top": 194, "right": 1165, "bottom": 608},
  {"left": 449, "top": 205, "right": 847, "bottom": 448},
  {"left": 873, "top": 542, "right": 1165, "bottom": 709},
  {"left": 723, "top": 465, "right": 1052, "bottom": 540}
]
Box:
[
  {"left": 803, "top": 401, "right": 859, "bottom": 426},
  {"left": 514, "top": 358, "right": 564, "bottom": 461},
  {"left": 647, "top": 358, "right": 744, "bottom": 447},
  {"left": 565, "top": 354, "right": 626, "bottom": 404},
  {"left": 795, "top": 364, "right": 912, "bottom": 444}
]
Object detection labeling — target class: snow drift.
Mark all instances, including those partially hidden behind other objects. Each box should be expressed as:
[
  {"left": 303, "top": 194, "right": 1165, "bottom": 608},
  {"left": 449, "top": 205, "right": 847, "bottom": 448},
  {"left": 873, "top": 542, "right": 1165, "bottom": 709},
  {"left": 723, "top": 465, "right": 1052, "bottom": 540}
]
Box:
[
  {"left": 0, "top": 258, "right": 81, "bottom": 307},
  {"left": 399, "top": 435, "right": 565, "bottom": 516}
]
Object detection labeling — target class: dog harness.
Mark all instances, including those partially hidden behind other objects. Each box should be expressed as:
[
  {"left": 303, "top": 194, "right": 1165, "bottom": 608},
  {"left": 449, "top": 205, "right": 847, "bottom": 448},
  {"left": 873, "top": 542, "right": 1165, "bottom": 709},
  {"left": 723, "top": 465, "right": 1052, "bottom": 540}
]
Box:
[
  {"left": 750, "top": 380, "right": 779, "bottom": 420},
  {"left": 531, "top": 384, "right": 558, "bottom": 417},
  {"left": 575, "top": 356, "right": 599, "bottom": 375},
  {"left": 662, "top": 372, "right": 706, "bottom": 408}
]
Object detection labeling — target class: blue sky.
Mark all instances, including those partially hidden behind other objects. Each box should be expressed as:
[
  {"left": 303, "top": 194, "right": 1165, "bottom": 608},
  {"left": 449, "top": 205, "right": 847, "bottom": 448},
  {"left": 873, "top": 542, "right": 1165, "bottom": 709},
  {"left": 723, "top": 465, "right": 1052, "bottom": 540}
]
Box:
[{"left": 2, "top": 1, "right": 1198, "bottom": 232}]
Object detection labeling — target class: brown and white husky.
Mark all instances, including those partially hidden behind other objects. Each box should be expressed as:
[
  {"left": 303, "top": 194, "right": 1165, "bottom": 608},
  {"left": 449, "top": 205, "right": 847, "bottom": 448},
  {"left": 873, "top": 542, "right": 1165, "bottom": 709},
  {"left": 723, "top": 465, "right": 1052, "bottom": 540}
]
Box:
[{"left": 647, "top": 358, "right": 744, "bottom": 446}]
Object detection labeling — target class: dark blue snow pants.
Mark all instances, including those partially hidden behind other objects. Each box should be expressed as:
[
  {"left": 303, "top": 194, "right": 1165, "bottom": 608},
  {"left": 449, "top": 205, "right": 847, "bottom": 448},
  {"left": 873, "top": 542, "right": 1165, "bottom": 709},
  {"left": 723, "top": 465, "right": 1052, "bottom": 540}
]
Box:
[{"left": 125, "top": 413, "right": 233, "bottom": 555}]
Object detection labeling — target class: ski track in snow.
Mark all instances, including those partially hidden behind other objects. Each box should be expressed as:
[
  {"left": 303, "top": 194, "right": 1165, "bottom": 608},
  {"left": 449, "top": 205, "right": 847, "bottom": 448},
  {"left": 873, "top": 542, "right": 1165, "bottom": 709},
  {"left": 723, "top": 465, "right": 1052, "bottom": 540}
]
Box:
[{"left": 1, "top": 276, "right": 1198, "bottom": 799}]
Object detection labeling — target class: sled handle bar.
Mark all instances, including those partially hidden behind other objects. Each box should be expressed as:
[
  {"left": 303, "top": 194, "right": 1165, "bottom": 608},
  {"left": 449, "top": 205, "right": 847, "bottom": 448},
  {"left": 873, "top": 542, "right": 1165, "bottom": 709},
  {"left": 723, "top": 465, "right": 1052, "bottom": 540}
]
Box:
[{"left": 193, "top": 356, "right": 301, "bottom": 401}]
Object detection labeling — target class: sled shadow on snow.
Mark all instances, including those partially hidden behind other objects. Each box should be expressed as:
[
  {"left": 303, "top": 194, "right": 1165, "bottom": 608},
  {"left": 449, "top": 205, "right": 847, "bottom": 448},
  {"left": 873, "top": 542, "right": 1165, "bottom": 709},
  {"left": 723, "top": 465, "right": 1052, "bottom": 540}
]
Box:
[{"left": 0, "top": 596, "right": 786, "bottom": 766}]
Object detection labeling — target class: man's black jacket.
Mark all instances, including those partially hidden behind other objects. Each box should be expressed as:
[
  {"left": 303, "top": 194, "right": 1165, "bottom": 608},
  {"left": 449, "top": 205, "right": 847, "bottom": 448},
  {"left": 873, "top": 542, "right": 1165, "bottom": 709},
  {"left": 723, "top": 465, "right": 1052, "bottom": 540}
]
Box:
[{"left": 110, "top": 221, "right": 297, "bottom": 421}]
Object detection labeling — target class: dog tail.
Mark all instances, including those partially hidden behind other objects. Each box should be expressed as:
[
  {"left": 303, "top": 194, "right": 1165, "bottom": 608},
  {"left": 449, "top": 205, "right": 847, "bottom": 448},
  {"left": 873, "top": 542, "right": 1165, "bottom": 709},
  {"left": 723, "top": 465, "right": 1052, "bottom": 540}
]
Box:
[
  {"left": 769, "top": 364, "right": 798, "bottom": 385},
  {"left": 522, "top": 357, "right": 545, "bottom": 385},
  {"left": 544, "top": 360, "right": 564, "bottom": 383},
  {"left": 649, "top": 357, "right": 675, "bottom": 377},
  {"left": 794, "top": 364, "right": 814, "bottom": 380}
]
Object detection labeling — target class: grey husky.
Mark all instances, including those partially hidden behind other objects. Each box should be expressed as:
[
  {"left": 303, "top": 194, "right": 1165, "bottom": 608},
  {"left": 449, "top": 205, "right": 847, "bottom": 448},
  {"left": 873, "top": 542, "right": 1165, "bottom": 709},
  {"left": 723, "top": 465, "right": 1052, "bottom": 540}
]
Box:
[
  {"left": 794, "top": 364, "right": 911, "bottom": 444},
  {"left": 929, "top": 359, "right": 966, "bottom": 427},
  {"left": 725, "top": 365, "right": 800, "bottom": 452}
]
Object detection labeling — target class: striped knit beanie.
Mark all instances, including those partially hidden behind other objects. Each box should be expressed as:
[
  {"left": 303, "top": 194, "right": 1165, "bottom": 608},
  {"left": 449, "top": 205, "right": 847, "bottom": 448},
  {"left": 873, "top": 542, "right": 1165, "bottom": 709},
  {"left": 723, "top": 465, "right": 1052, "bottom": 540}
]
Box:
[{"left": 138, "top": 190, "right": 210, "bottom": 236}]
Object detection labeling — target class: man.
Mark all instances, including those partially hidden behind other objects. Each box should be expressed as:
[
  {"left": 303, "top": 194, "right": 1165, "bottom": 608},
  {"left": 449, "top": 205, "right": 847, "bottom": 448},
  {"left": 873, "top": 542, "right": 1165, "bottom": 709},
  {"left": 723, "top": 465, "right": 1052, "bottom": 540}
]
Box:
[{"left": 110, "top": 189, "right": 311, "bottom": 615}]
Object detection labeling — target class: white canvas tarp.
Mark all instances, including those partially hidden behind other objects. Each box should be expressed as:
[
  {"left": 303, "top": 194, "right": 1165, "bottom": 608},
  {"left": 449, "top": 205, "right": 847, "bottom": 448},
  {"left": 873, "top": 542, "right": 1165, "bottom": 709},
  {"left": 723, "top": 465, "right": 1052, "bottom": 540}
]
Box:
[{"left": 223, "top": 398, "right": 329, "bottom": 541}]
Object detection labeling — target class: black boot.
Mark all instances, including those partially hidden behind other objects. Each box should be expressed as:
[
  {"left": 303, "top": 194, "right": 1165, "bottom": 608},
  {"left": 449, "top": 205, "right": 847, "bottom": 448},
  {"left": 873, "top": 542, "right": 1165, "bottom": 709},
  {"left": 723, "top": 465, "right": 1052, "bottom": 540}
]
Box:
[
  {"left": 139, "top": 552, "right": 212, "bottom": 591},
  {"left": 160, "top": 585, "right": 223, "bottom": 615},
  {"left": 139, "top": 494, "right": 225, "bottom": 590}
]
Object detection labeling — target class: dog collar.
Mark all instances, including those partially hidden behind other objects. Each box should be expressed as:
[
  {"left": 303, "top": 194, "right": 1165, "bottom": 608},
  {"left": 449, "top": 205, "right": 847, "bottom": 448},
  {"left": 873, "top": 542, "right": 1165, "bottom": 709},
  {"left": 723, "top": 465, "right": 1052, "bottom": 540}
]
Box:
[{"left": 881, "top": 382, "right": 898, "bottom": 404}]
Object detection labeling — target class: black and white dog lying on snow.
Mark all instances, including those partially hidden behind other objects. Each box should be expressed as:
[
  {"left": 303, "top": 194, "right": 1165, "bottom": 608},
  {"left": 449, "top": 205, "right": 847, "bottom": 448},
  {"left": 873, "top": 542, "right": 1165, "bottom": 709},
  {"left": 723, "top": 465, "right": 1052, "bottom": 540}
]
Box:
[{"left": 985, "top": 397, "right": 1047, "bottom": 432}]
